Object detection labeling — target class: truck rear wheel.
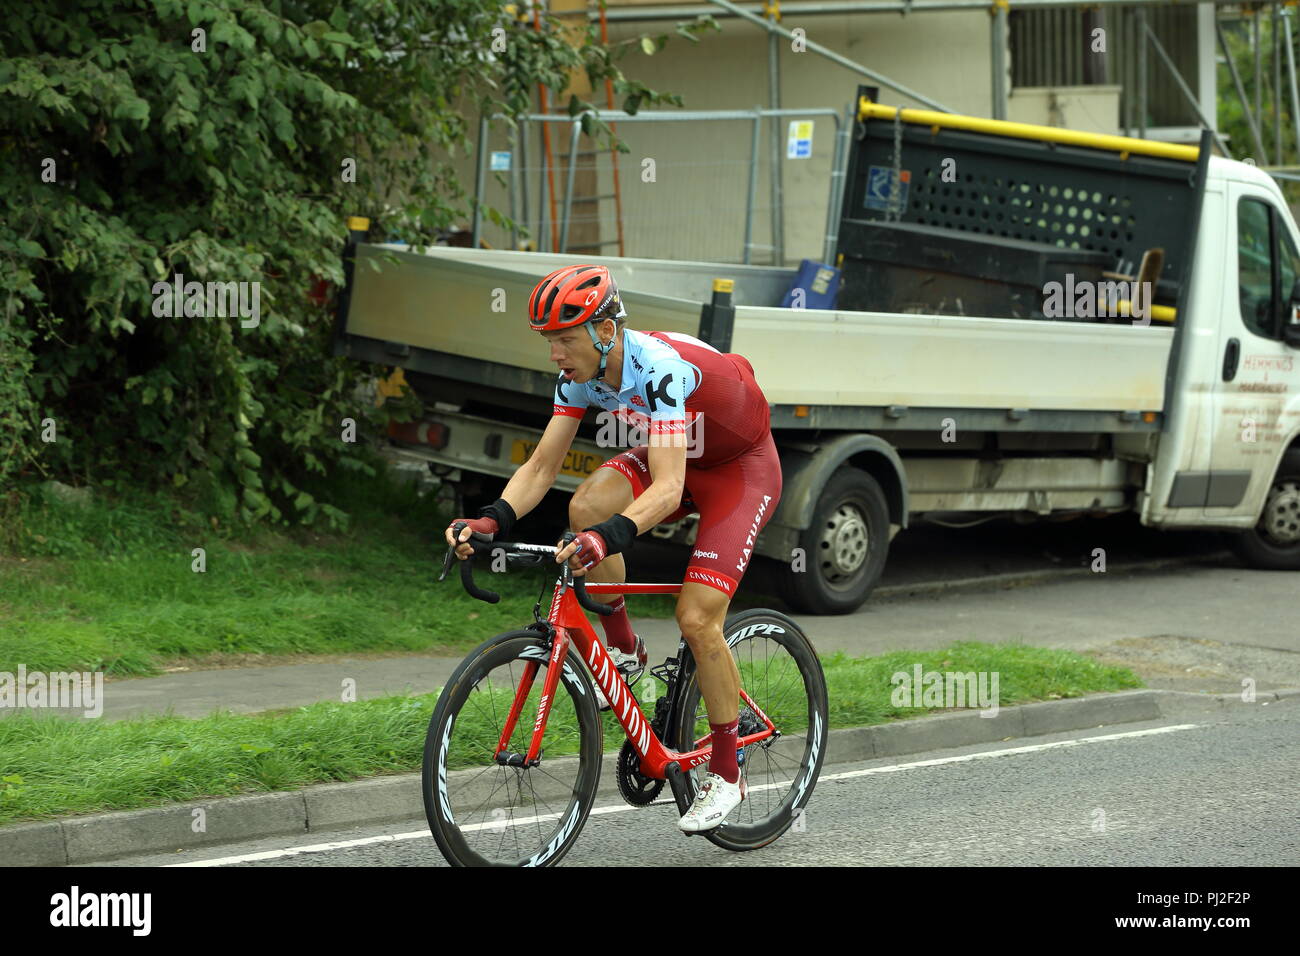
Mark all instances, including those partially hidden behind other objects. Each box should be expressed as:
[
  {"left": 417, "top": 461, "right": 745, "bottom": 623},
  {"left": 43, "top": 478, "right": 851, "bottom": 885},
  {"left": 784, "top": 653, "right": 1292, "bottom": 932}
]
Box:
[
  {"left": 776, "top": 466, "right": 890, "bottom": 614},
  {"left": 1228, "top": 449, "right": 1300, "bottom": 570}
]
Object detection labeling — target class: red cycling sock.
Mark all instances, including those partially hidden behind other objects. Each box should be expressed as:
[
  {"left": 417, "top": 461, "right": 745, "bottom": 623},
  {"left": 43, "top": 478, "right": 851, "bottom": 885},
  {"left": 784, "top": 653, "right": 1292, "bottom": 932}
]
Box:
[
  {"left": 600, "top": 597, "right": 637, "bottom": 654},
  {"left": 707, "top": 718, "right": 740, "bottom": 784}
]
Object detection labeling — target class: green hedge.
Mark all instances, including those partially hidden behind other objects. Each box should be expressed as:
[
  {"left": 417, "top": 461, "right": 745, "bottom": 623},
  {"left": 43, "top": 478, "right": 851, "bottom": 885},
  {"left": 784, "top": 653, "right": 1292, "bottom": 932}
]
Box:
[{"left": 0, "top": 0, "right": 713, "bottom": 524}]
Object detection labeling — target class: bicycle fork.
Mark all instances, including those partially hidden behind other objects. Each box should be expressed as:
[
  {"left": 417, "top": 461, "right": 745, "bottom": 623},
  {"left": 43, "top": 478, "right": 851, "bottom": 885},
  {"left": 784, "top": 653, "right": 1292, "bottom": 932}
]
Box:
[{"left": 492, "top": 625, "right": 570, "bottom": 768}]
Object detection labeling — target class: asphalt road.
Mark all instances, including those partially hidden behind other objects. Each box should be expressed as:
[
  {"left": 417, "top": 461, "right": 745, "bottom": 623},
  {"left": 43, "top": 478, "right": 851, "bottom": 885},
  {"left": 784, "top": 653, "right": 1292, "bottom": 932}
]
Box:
[
  {"left": 56, "top": 511, "right": 1300, "bottom": 868},
  {"left": 636, "top": 511, "right": 1235, "bottom": 605},
  {"left": 104, "top": 698, "right": 1298, "bottom": 868}
]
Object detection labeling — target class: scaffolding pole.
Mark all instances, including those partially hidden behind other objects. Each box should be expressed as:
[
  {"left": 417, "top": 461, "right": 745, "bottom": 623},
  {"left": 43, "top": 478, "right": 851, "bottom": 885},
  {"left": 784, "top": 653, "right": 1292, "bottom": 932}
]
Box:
[
  {"left": 1137, "top": 7, "right": 1148, "bottom": 137},
  {"left": 708, "top": 0, "right": 954, "bottom": 111},
  {"left": 768, "top": 6, "right": 785, "bottom": 266},
  {"left": 1275, "top": 4, "right": 1283, "bottom": 163},
  {"left": 560, "top": 120, "right": 581, "bottom": 253},
  {"left": 1140, "top": 16, "right": 1231, "bottom": 155},
  {"left": 1218, "top": 17, "right": 1269, "bottom": 163},
  {"left": 509, "top": 124, "right": 520, "bottom": 250},
  {"left": 1255, "top": 12, "right": 1263, "bottom": 143},
  {"left": 991, "top": 0, "right": 1009, "bottom": 120},
  {"left": 607, "top": 0, "right": 1286, "bottom": 19},
  {"left": 744, "top": 113, "right": 762, "bottom": 264},
  {"left": 1286, "top": 9, "right": 1300, "bottom": 164},
  {"left": 822, "top": 100, "right": 853, "bottom": 263},
  {"left": 472, "top": 114, "right": 488, "bottom": 248}
]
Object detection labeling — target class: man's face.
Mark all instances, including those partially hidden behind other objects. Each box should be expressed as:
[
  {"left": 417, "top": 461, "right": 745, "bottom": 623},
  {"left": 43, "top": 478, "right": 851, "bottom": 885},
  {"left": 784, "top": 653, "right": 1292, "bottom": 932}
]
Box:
[{"left": 542, "top": 321, "right": 614, "bottom": 383}]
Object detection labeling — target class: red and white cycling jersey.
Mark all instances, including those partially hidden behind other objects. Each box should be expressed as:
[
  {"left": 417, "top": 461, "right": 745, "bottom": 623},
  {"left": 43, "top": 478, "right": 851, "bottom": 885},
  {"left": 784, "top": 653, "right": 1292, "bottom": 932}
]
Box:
[
  {"left": 554, "top": 329, "right": 782, "bottom": 598},
  {"left": 551, "top": 329, "right": 771, "bottom": 468}
]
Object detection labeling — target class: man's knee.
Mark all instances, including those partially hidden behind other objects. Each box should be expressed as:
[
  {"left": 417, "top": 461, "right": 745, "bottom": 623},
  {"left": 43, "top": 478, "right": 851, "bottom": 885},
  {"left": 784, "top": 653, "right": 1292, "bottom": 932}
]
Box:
[
  {"left": 569, "top": 471, "right": 630, "bottom": 529},
  {"left": 675, "top": 604, "right": 720, "bottom": 642}
]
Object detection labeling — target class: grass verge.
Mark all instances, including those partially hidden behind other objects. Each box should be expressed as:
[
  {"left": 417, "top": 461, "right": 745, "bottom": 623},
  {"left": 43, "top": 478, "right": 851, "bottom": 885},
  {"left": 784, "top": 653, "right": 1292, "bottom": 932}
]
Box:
[
  {"left": 0, "top": 474, "right": 680, "bottom": 677},
  {"left": 0, "top": 641, "right": 1142, "bottom": 825}
]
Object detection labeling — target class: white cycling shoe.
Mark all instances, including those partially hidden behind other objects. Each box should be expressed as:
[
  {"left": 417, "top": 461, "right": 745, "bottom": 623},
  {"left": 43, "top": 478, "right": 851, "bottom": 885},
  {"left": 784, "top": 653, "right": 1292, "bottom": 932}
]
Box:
[
  {"left": 678, "top": 772, "right": 747, "bottom": 833},
  {"left": 593, "top": 636, "right": 647, "bottom": 711}
]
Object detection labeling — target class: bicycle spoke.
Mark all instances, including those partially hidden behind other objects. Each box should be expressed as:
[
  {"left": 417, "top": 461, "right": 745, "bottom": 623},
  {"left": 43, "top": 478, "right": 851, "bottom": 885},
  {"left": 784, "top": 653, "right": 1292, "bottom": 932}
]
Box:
[
  {"left": 675, "top": 628, "right": 821, "bottom": 837},
  {"left": 524, "top": 771, "right": 550, "bottom": 856},
  {"left": 531, "top": 764, "right": 579, "bottom": 794},
  {"left": 429, "top": 640, "right": 599, "bottom": 866},
  {"left": 447, "top": 759, "right": 504, "bottom": 799},
  {"left": 455, "top": 768, "right": 514, "bottom": 826}
]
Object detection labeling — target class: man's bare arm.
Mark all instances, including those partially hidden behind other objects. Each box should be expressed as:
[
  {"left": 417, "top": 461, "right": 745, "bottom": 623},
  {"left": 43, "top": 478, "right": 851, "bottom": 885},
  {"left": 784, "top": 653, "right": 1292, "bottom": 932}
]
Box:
[
  {"left": 622, "top": 431, "right": 687, "bottom": 532},
  {"left": 446, "top": 414, "right": 581, "bottom": 555},
  {"left": 497, "top": 413, "right": 582, "bottom": 517}
]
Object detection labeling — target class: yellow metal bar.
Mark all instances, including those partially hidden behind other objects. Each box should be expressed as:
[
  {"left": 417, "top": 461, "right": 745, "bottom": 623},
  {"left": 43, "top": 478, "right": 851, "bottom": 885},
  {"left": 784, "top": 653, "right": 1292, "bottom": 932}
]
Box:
[
  {"left": 1117, "top": 300, "right": 1177, "bottom": 324},
  {"left": 856, "top": 97, "right": 1199, "bottom": 163}
]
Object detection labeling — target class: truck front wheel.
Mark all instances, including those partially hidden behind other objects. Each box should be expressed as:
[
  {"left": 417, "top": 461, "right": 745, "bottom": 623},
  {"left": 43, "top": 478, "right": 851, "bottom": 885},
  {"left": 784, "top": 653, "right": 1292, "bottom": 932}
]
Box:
[
  {"left": 776, "top": 466, "right": 890, "bottom": 614},
  {"left": 1228, "top": 449, "right": 1300, "bottom": 570}
]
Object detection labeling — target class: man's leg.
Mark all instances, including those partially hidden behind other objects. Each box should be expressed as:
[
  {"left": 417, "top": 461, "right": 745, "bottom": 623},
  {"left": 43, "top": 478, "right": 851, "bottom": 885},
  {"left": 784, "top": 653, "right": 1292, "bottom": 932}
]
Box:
[
  {"left": 670, "top": 436, "right": 781, "bottom": 789},
  {"left": 569, "top": 467, "right": 636, "bottom": 650},
  {"left": 676, "top": 581, "right": 741, "bottom": 780}
]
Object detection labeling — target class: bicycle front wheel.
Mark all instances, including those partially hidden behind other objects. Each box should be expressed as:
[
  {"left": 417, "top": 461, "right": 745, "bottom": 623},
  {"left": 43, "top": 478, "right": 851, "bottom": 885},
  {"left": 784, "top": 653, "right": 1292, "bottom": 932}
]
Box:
[
  {"left": 672, "top": 608, "right": 828, "bottom": 851},
  {"left": 423, "top": 629, "right": 603, "bottom": 867}
]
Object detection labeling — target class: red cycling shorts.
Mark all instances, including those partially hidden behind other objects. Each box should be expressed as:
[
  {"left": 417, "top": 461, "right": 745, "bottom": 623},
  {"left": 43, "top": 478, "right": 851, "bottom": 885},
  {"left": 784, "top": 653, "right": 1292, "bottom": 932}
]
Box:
[{"left": 597, "top": 433, "right": 782, "bottom": 598}]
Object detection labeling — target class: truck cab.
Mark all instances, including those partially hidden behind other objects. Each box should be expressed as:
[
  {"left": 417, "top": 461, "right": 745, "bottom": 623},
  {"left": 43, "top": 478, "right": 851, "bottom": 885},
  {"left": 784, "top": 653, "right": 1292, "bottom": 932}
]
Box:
[{"left": 1151, "top": 157, "right": 1300, "bottom": 556}]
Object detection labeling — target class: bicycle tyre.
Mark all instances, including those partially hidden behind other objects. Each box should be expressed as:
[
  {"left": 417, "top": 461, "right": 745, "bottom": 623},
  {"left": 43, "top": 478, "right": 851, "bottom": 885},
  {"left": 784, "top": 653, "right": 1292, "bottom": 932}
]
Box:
[
  {"left": 422, "top": 629, "right": 603, "bottom": 867},
  {"left": 671, "top": 608, "right": 828, "bottom": 852}
]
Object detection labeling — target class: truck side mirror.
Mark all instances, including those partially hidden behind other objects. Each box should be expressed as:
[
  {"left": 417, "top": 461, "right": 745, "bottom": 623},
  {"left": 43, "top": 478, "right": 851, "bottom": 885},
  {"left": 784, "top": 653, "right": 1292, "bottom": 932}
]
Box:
[{"left": 1287, "top": 278, "right": 1300, "bottom": 348}]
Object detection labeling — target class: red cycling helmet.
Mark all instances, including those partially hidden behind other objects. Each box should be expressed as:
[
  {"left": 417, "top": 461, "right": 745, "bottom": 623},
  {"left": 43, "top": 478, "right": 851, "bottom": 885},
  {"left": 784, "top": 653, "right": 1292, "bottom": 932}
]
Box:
[{"left": 527, "top": 264, "right": 626, "bottom": 331}]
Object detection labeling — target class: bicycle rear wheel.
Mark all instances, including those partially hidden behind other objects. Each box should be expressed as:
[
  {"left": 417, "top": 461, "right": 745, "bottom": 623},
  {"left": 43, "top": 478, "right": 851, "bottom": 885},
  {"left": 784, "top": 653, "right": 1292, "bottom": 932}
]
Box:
[
  {"left": 671, "top": 608, "right": 828, "bottom": 851},
  {"left": 422, "top": 629, "right": 603, "bottom": 866}
]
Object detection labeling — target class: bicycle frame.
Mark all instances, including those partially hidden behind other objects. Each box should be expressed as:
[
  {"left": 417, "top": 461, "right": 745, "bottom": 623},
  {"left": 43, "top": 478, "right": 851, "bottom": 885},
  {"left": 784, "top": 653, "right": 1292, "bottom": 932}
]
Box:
[{"left": 494, "top": 577, "right": 778, "bottom": 781}]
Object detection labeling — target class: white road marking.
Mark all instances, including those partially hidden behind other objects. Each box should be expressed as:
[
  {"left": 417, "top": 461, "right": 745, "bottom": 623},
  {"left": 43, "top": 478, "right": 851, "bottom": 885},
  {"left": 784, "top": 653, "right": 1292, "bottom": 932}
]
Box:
[
  {"left": 817, "top": 723, "right": 1200, "bottom": 783},
  {"left": 168, "top": 723, "right": 1198, "bottom": 866}
]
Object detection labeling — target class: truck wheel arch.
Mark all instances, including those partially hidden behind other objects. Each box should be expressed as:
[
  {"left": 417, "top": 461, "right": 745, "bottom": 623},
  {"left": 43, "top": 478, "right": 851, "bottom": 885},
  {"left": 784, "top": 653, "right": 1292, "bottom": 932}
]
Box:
[
  {"left": 773, "top": 434, "right": 909, "bottom": 535},
  {"left": 1230, "top": 445, "right": 1300, "bottom": 570}
]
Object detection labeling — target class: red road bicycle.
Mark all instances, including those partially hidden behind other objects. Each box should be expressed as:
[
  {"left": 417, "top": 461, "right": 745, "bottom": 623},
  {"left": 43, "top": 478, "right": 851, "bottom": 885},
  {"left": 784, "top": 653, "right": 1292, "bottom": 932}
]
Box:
[{"left": 422, "top": 525, "right": 829, "bottom": 867}]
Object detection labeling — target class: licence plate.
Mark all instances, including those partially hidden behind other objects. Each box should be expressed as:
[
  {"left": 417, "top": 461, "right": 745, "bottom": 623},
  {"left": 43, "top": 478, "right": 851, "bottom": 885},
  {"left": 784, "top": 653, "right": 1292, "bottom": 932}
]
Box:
[{"left": 511, "top": 439, "right": 603, "bottom": 480}]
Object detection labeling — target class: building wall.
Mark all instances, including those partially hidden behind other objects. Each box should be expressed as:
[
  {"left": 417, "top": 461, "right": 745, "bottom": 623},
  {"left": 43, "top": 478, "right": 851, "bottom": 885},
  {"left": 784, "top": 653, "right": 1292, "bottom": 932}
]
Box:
[
  {"left": 446, "top": 6, "right": 1206, "bottom": 265},
  {"left": 459, "top": 9, "right": 997, "bottom": 265}
]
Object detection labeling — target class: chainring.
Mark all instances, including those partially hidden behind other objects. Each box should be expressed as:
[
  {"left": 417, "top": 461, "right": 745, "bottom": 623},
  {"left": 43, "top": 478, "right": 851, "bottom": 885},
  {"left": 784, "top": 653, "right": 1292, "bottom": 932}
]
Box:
[{"left": 616, "top": 740, "right": 665, "bottom": 807}]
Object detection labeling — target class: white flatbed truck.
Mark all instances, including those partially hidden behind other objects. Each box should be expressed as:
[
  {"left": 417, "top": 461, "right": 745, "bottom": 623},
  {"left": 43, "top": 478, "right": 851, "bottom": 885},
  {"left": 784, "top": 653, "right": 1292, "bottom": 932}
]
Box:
[{"left": 334, "top": 89, "right": 1300, "bottom": 613}]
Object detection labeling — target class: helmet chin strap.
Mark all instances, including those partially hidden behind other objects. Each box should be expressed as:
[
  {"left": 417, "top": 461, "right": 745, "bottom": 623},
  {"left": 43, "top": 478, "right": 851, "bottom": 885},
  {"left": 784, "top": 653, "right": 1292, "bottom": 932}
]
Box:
[{"left": 585, "top": 320, "right": 616, "bottom": 381}]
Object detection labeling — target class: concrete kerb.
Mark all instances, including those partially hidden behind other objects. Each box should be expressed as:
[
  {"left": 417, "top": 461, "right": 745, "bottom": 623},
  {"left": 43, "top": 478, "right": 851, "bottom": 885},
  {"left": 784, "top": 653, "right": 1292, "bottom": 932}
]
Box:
[{"left": 3, "top": 687, "right": 1293, "bottom": 866}]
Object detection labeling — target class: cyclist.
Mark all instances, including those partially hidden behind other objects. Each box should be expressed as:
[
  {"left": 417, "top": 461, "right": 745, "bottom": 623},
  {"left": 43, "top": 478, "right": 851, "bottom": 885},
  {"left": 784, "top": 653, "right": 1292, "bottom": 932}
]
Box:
[{"left": 445, "top": 264, "right": 782, "bottom": 834}]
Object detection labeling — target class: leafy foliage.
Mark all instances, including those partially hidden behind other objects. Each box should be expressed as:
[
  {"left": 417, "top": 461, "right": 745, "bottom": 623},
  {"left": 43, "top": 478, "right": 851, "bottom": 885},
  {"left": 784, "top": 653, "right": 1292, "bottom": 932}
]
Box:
[
  {"left": 0, "top": 0, "right": 714, "bottom": 525},
  {"left": 1216, "top": 15, "right": 1300, "bottom": 205}
]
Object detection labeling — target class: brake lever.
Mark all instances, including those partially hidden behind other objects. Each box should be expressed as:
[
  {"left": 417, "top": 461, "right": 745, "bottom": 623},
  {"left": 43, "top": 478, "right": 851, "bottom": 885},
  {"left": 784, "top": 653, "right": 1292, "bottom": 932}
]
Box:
[
  {"left": 439, "top": 521, "right": 497, "bottom": 582},
  {"left": 437, "top": 521, "right": 467, "bottom": 582}
]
